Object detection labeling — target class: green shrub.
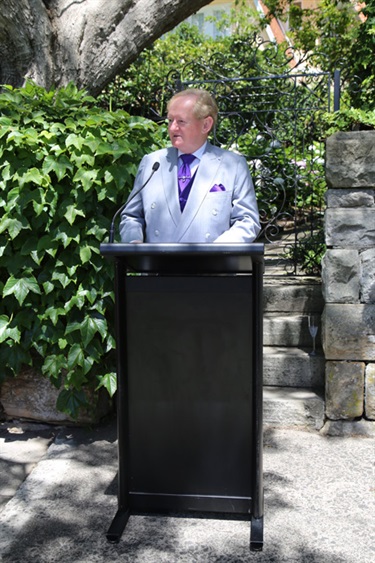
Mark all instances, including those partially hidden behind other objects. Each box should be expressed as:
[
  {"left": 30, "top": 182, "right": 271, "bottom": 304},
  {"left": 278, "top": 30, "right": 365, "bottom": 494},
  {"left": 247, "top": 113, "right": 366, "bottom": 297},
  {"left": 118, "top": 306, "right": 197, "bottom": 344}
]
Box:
[
  {"left": 285, "top": 227, "right": 326, "bottom": 276},
  {"left": 0, "top": 82, "right": 165, "bottom": 417},
  {"left": 316, "top": 108, "right": 375, "bottom": 138}
]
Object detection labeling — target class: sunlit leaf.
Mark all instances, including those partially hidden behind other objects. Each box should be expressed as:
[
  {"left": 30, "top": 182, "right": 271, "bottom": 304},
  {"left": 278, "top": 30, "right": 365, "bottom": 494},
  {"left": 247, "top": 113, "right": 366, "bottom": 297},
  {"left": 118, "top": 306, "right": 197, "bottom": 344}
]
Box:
[
  {"left": 3, "top": 275, "right": 41, "bottom": 305},
  {"left": 80, "top": 314, "right": 107, "bottom": 347},
  {"left": 96, "top": 372, "right": 117, "bottom": 397}
]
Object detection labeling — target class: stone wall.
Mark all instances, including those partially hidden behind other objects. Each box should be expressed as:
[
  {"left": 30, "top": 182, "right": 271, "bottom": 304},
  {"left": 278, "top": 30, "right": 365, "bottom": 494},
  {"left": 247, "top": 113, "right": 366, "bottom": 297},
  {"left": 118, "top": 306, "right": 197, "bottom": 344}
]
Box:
[{"left": 322, "top": 131, "right": 375, "bottom": 422}]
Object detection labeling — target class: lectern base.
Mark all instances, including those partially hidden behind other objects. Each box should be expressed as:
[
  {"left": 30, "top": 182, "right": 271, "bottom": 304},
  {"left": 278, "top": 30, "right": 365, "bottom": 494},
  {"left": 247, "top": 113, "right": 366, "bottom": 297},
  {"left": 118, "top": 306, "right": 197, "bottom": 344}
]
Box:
[{"left": 106, "top": 507, "right": 264, "bottom": 551}]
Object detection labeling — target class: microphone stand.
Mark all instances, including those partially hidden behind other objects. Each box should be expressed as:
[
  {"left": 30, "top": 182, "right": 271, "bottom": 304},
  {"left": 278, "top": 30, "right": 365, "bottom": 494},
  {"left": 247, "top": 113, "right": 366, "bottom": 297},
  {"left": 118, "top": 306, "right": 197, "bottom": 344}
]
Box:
[{"left": 109, "top": 162, "right": 160, "bottom": 243}]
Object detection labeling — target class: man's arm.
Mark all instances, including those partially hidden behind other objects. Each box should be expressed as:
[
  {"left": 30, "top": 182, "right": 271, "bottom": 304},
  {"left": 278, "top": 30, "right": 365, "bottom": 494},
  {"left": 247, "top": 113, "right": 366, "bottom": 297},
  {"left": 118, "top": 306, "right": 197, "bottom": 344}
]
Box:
[{"left": 214, "top": 154, "right": 260, "bottom": 243}]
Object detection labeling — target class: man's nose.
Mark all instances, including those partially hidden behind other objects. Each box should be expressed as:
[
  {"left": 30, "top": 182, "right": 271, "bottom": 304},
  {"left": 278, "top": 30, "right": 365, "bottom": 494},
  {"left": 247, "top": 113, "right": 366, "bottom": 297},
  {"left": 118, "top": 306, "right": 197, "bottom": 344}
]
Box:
[{"left": 169, "top": 119, "right": 179, "bottom": 130}]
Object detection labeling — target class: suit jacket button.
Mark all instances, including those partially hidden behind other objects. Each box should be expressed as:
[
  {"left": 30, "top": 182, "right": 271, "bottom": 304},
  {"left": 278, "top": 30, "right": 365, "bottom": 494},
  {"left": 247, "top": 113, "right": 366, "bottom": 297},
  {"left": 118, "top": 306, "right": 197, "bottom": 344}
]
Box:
[
  {"left": 212, "top": 209, "right": 218, "bottom": 216},
  {"left": 205, "top": 233, "right": 211, "bottom": 240},
  {"left": 151, "top": 202, "right": 156, "bottom": 209},
  {"left": 154, "top": 230, "right": 160, "bottom": 236}
]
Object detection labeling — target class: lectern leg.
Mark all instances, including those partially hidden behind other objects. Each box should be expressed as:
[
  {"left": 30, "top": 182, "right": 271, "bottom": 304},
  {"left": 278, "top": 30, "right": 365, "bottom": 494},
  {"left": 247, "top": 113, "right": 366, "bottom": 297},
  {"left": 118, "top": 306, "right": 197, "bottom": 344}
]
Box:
[
  {"left": 106, "top": 508, "right": 131, "bottom": 543},
  {"left": 250, "top": 516, "right": 264, "bottom": 551}
]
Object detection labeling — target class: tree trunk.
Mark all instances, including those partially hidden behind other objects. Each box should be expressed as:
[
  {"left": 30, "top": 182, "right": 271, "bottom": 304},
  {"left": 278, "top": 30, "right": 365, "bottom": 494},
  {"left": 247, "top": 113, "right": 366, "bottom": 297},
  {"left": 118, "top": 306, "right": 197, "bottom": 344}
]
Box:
[{"left": 0, "top": 0, "right": 211, "bottom": 95}]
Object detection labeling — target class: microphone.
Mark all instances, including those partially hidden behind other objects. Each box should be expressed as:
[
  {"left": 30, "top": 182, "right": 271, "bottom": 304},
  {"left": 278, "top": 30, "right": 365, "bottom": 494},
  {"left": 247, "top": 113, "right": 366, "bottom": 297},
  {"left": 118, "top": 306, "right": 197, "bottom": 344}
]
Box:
[{"left": 109, "top": 161, "right": 160, "bottom": 243}]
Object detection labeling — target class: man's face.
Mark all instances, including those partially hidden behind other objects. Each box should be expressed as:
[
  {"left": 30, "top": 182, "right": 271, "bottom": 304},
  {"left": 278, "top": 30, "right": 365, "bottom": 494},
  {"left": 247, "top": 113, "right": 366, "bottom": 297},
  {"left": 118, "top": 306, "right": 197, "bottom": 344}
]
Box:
[{"left": 167, "top": 95, "right": 213, "bottom": 154}]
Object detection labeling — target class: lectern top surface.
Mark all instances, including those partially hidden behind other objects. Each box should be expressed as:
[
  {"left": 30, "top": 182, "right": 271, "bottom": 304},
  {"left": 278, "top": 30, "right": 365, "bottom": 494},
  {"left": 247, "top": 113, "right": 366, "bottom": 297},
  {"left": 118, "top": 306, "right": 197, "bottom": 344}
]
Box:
[
  {"left": 100, "top": 242, "right": 264, "bottom": 258},
  {"left": 100, "top": 243, "right": 264, "bottom": 274}
]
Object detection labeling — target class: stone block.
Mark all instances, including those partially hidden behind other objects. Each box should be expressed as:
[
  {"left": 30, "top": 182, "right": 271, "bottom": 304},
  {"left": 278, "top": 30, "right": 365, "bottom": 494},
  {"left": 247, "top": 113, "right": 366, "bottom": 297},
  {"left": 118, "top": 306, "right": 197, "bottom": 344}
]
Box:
[
  {"left": 263, "top": 314, "right": 322, "bottom": 347},
  {"left": 263, "top": 347, "right": 324, "bottom": 387},
  {"left": 0, "top": 368, "right": 112, "bottom": 424},
  {"left": 320, "top": 419, "right": 375, "bottom": 437},
  {"left": 360, "top": 249, "right": 375, "bottom": 304},
  {"left": 325, "top": 208, "right": 375, "bottom": 248},
  {"left": 326, "top": 131, "right": 375, "bottom": 188},
  {"left": 365, "top": 363, "right": 375, "bottom": 420},
  {"left": 322, "top": 304, "right": 375, "bottom": 361},
  {"left": 325, "top": 360, "right": 365, "bottom": 419},
  {"left": 321, "top": 249, "right": 360, "bottom": 303},
  {"left": 325, "top": 188, "right": 375, "bottom": 208},
  {"left": 263, "top": 279, "right": 323, "bottom": 313},
  {"left": 263, "top": 387, "right": 324, "bottom": 430}
]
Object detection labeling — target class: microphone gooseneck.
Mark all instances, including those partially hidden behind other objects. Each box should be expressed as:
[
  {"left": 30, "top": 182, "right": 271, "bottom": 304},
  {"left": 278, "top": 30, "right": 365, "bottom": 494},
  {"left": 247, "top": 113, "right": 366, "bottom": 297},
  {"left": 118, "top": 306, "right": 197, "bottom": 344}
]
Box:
[{"left": 109, "top": 161, "right": 160, "bottom": 243}]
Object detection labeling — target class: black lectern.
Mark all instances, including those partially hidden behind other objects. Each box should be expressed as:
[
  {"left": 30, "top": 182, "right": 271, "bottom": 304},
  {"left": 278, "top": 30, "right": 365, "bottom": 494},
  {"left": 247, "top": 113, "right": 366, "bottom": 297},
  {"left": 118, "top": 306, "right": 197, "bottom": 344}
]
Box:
[{"left": 100, "top": 243, "right": 264, "bottom": 551}]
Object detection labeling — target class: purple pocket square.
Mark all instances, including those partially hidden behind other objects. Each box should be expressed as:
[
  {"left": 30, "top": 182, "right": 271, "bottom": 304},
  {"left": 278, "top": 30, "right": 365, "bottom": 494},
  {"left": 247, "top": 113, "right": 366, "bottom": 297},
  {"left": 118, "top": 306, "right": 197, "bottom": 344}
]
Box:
[{"left": 210, "top": 183, "right": 226, "bottom": 192}]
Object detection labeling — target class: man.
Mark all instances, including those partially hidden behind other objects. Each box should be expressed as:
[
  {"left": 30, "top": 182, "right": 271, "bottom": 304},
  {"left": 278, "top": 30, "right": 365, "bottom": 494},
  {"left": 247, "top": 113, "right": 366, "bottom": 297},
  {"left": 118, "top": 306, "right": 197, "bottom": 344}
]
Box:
[{"left": 119, "top": 88, "right": 260, "bottom": 243}]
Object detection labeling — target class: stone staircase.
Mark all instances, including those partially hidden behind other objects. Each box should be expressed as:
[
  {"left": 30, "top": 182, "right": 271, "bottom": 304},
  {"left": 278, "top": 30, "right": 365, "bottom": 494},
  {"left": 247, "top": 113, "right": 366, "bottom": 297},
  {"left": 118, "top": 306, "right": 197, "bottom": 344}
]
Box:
[{"left": 262, "top": 262, "right": 326, "bottom": 429}]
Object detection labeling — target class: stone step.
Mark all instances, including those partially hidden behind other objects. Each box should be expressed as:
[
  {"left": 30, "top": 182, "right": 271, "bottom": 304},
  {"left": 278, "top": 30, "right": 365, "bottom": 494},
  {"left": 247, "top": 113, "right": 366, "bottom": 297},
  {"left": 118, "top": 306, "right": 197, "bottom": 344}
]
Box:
[
  {"left": 263, "top": 277, "right": 323, "bottom": 313},
  {"left": 263, "top": 313, "right": 322, "bottom": 348},
  {"left": 263, "top": 386, "right": 324, "bottom": 430},
  {"left": 263, "top": 347, "right": 325, "bottom": 388}
]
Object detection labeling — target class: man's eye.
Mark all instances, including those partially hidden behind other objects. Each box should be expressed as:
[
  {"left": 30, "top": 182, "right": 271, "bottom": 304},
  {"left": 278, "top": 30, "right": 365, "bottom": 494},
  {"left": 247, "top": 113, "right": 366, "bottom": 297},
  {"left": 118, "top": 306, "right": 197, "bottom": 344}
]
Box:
[{"left": 168, "top": 119, "right": 187, "bottom": 126}]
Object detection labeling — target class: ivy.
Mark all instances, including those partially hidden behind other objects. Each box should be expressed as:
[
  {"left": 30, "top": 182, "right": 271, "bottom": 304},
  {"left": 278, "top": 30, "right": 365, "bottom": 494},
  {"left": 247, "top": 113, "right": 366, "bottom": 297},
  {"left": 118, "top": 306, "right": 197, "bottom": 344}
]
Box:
[{"left": 0, "top": 81, "right": 165, "bottom": 418}]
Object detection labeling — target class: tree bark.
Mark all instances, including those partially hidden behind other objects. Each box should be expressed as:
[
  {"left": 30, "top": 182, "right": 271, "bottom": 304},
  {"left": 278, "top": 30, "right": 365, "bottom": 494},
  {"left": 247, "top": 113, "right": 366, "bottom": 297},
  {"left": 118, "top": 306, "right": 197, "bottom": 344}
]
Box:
[{"left": 0, "top": 0, "right": 211, "bottom": 95}]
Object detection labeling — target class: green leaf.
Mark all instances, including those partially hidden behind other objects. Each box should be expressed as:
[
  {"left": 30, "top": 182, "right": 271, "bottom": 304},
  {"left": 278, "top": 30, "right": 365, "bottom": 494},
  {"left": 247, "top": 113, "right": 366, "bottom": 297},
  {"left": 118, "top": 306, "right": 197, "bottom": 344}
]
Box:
[
  {"left": 0, "top": 217, "right": 25, "bottom": 239},
  {"left": 56, "top": 388, "right": 87, "bottom": 418},
  {"left": 3, "top": 275, "right": 41, "bottom": 305},
  {"left": 58, "top": 338, "right": 68, "bottom": 350},
  {"left": 21, "top": 236, "right": 38, "bottom": 255},
  {"left": 80, "top": 314, "right": 107, "bottom": 347},
  {"left": 67, "top": 343, "right": 85, "bottom": 369},
  {"left": 0, "top": 344, "right": 31, "bottom": 375},
  {"left": 65, "top": 320, "right": 82, "bottom": 335},
  {"left": 44, "top": 306, "right": 66, "bottom": 326},
  {"left": 37, "top": 235, "right": 59, "bottom": 257},
  {"left": 96, "top": 372, "right": 117, "bottom": 397},
  {"left": 65, "top": 133, "right": 84, "bottom": 151},
  {"left": 65, "top": 293, "right": 85, "bottom": 311},
  {"left": 18, "top": 167, "right": 47, "bottom": 187},
  {"left": 0, "top": 315, "right": 21, "bottom": 344},
  {"left": 51, "top": 270, "right": 71, "bottom": 288},
  {"left": 42, "top": 155, "right": 73, "bottom": 181},
  {"left": 64, "top": 204, "right": 85, "bottom": 226},
  {"left": 42, "top": 280, "right": 55, "bottom": 294},
  {"left": 73, "top": 168, "right": 99, "bottom": 191},
  {"left": 79, "top": 245, "right": 92, "bottom": 264},
  {"left": 42, "top": 354, "right": 67, "bottom": 378},
  {"left": 82, "top": 356, "right": 95, "bottom": 376}
]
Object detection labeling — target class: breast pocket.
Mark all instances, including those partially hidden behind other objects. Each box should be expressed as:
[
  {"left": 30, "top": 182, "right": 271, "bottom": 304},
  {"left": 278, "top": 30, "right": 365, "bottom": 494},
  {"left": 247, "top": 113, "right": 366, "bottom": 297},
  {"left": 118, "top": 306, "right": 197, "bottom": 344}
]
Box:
[{"left": 202, "top": 191, "right": 232, "bottom": 217}]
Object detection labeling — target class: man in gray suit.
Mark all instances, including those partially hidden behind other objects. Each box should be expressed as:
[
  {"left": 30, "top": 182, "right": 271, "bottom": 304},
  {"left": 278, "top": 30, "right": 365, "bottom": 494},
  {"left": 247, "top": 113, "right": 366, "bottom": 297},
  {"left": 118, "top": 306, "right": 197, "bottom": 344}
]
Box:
[{"left": 120, "top": 89, "right": 260, "bottom": 243}]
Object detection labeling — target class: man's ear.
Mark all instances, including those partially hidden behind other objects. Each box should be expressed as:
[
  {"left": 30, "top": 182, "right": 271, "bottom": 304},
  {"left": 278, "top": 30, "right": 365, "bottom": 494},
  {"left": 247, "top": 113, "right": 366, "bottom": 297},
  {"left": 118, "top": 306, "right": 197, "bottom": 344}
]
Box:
[{"left": 202, "top": 116, "right": 214, "bottom": 133}]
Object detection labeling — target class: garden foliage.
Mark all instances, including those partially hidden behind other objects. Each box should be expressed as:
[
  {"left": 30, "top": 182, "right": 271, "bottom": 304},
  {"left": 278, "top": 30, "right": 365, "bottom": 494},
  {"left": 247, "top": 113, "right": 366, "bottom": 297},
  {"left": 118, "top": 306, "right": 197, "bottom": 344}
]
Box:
[{"left": 0, "top": 82, "right": 164, "bottom": 416}]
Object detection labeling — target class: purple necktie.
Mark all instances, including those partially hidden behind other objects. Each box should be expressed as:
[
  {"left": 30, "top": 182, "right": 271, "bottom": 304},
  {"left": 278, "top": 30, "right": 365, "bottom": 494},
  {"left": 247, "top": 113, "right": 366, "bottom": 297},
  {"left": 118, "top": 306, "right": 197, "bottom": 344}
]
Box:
[{"left": 178, "top": 154, "right": 196, "bottom": 211}]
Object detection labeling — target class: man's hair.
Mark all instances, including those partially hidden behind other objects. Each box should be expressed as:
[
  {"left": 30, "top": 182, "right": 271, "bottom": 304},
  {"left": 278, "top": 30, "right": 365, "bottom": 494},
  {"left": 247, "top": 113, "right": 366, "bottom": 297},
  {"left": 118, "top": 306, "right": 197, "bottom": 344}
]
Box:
[{"left": 167, "top": 89, "right": 219, "bottom": 126}]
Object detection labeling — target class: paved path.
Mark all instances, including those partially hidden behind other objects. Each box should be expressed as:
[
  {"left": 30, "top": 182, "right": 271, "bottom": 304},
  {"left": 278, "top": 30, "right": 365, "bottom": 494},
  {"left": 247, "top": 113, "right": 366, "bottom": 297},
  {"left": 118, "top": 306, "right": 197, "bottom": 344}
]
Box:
[{"left": 0, "top": 418, "right": 374, "bottom": 562}]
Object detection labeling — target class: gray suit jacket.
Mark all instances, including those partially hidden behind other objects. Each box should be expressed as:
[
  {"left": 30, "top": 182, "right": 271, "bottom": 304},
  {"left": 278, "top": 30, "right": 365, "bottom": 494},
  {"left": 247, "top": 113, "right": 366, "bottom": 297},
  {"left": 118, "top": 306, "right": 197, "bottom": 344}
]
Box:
[{"left": 119, "top": 142, "right": 260, "bottom": 243}]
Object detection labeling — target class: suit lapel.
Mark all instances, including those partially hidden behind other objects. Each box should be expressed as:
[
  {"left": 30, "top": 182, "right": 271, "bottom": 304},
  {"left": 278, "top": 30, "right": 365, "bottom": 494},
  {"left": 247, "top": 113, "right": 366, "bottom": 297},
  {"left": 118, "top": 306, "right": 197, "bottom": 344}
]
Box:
[{"left": 173, "top": 143, "right": 223, "bottom": 241}]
